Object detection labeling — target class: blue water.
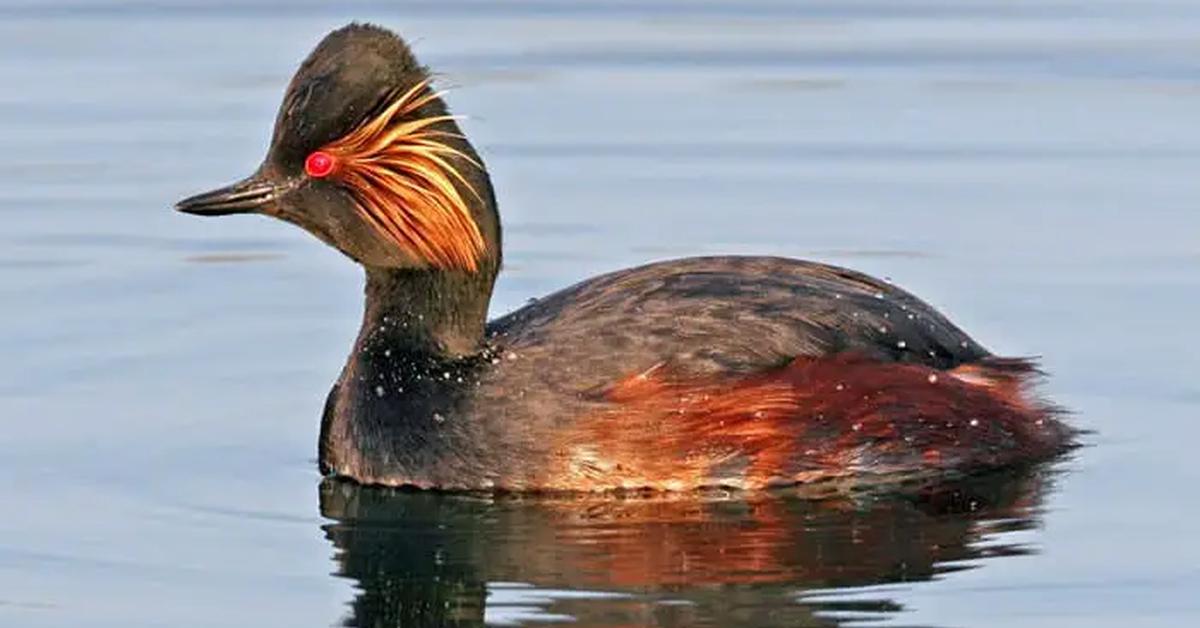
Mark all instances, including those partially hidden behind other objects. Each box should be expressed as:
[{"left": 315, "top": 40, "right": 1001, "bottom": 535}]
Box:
[{"left": 2, "top": 1, "right": 1199, "bottom": 626}]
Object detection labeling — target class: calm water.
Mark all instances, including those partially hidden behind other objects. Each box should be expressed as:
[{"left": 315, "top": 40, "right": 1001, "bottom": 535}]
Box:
[{"left": 3, "top": 1, "right": 1199, "bottom": 626}]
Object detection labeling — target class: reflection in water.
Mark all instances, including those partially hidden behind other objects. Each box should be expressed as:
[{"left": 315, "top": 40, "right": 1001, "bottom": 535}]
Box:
[{"left": 319, "top": 468, "right": 1060, "bottom": 627}]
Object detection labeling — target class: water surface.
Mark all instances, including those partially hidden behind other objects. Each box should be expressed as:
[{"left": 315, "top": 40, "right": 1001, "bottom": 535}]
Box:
[{"left": 2, "top": 1, "right": 1199, "bottom": 626}]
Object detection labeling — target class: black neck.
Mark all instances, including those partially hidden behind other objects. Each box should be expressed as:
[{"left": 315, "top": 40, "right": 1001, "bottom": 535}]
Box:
[
  {"left": 358, "top": 264, "right": 496, "bottom": 358},
  {"left": 319, "top": 263, "right": 499, "bottom": 484}
]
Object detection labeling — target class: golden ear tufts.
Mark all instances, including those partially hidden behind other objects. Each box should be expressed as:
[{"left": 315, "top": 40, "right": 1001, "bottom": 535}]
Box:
[{"left": 320, "top": 79, "right": 486, "bottom": 272}]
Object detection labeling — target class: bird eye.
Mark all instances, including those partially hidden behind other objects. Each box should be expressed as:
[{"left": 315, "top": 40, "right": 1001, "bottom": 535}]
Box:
[{"left": 305, "top": 151, "right": 336, "bottom": 178}]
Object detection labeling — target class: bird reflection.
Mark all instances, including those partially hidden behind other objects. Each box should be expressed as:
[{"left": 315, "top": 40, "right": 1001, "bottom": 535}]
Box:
[{"left": 319, "top": 468, "right": 1059, "bottom": 627}]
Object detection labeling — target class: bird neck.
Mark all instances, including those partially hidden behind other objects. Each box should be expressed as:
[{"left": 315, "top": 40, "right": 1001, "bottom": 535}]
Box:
[
  {"left": 357, "top": 264, "right": 497, "bottom": 359},
  {"left": 320, "top": 263, "right": 500, "bottom": 484}
]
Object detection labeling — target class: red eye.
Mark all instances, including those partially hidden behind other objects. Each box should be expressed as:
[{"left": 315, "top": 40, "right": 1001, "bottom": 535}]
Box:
[{"left": 305, "top": 151, "right": 336, "bottom": 178}]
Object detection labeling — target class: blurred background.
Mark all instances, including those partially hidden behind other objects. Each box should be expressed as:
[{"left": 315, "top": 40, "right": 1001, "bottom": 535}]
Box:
[{"left": 1, "top": 1, "right": 1199, "bottom": 626}]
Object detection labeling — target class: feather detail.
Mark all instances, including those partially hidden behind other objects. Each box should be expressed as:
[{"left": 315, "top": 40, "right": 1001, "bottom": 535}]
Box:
[{"left": 320, "top": 79, "right": 485, "bottom": 271}]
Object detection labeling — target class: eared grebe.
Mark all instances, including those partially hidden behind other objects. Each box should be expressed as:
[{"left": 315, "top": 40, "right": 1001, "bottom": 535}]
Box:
[{"left": 177, "top": 24, "right": 1073, "bottom": 491}]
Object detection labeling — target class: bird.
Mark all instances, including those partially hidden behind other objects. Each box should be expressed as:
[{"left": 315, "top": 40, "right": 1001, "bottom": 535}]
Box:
[{"left": 176, "top": 23, "right": 1073, "bottom": 492}]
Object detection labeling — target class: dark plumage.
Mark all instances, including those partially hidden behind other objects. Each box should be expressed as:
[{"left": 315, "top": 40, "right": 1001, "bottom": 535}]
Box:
[{"left": 177, "top": 23, "right": 1074, "bottom": 492}]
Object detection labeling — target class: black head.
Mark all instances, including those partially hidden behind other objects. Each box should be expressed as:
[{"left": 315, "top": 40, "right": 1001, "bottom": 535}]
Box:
[{"left": 176, "top": 24, "right": 500, "bottom": 274}]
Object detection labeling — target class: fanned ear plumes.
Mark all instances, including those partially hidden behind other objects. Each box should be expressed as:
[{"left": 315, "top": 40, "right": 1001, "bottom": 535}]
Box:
[{"left": 315, "top": 79, "right": 486, "bottom": 272}]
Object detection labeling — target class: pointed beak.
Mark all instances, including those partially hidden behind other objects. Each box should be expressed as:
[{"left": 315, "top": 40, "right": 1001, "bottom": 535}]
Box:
[{"left": 175, "top": 174, "right": 280, "bottom": 216}]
